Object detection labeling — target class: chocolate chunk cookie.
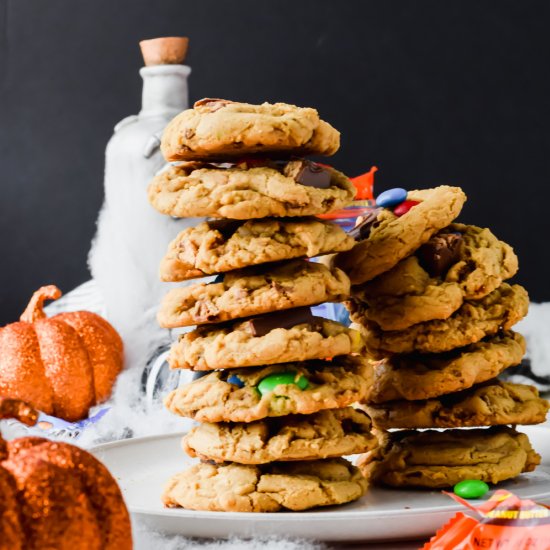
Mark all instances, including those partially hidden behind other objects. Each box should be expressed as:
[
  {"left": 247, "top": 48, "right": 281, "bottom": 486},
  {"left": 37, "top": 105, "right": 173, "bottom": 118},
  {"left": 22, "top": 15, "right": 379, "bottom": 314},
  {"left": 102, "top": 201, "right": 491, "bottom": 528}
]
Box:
[
  {"left": 148, "top": 160, "right": 355, "bottom": 219},
  {"left": 168, "top": 311, "right": 363, "bottom": 370},
  {"left": 365, "top": 380, "right": 549, "bottom": 429},
  {"left": 348, "top": 224, "right": 518, "bottom": 330},
  {"left": 356, "top": 283, "right": 529, "bottom": 357},
  {"left": 182, "top": 408, "right": 378, "bottom": 464},
  {"left": 160, "top": 217, "right": 355, "bottom": 282},
  {"left": 158, "top": 260, "right": 350, "bottom": 328},
  {"left": 332, "top": 186, "right": 466, "bottom": 285},
  {"left": 161, "top": 99, "right": 340, "bottom": 161},
  {"left": 164, "top": 357, "right": 372, "bottom": 423},
  {"left": 163, "top": 458, "right": 367, "bottom": 512},
  {"left": 357, "top": 426, "right": 540, "bottom": 489},
  {"left": 367, "top": 331, "right": 525, "bottom": 403}
]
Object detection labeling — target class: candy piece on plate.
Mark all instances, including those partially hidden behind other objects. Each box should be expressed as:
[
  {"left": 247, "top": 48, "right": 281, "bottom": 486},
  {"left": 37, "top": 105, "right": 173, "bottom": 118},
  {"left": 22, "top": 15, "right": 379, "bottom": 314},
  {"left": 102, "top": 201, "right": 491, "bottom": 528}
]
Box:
[{"left": 453, "top": 479, "right": 490, "bottom": 499}]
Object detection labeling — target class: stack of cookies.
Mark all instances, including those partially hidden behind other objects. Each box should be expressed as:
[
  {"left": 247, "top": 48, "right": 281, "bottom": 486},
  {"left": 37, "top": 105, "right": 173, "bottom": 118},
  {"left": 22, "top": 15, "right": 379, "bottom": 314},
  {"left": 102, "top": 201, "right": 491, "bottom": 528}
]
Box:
[
  {"left": 147, "top": 98, "right": 379, "bottom": 512},
  {"left": 330, "top": 186, "right": 549, "bottom": 489}
]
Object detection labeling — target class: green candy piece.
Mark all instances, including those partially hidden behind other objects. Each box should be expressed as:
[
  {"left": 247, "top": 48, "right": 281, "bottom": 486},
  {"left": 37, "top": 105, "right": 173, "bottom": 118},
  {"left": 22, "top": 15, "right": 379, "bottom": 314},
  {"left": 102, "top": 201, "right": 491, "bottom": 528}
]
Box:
[
  {"left": 453, "top": 479, "right": 489, "bottom": 499},
  {"left": 257, "top": 372, "right": 309, "bottom": 396}
]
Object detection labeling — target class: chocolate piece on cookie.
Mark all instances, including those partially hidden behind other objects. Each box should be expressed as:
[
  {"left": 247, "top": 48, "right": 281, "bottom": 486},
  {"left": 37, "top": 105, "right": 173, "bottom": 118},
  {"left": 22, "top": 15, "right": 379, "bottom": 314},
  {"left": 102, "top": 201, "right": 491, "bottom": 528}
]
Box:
[
  {"left": 417, "top": 232, "right": 463, "bottom": 277},
  {"left": 333, "top": 185, "right": 466, "bottom": 285},
  {"left": 365, "top": 380, "right": 549, "bottom": 429},
  {"left": 285, "top": 159, "right": 332, "bottom": 189},
  {"left": 356, "top": 283, "right": 528, "bottom": 357},
  {"left": 160, "top": 99, "right": 340, "bottom": 161},
  {"left": 357, "top": 426, "right": 540, "bottom": 489},
  {"left": 182, "top": 408, "right": 378, "bottom": 464},
  {"left": 148, "top": 161, "right": 355, "bottom": 219},
  {"left": 168, "top": 312, "right": 363, "bottom": 370},
  {"left": 159, "top": 217, "right": 355, "bottom": 282},
  {"left": 158, "top": 259, "right": 350, "bottom": 328},
  {"left": 163, "top": 458, "right": 367, "bottom": 512},
  {"left": 367, "top": 331, "right": 525, "bottom": 403},
  {"left": 164, "top": 356, "right": 372, "bottom": 423}
]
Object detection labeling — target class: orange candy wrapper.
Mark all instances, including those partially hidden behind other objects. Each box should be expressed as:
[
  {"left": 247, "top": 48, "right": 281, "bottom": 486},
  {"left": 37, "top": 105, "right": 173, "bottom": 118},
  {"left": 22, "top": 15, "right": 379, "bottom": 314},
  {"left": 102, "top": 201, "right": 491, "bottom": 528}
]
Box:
[
  {"left": 317, "top": 166, "right": 377, "bottom": 223},
  {"left": 423, "top": 490, "right": 550, "bottom": 550}
]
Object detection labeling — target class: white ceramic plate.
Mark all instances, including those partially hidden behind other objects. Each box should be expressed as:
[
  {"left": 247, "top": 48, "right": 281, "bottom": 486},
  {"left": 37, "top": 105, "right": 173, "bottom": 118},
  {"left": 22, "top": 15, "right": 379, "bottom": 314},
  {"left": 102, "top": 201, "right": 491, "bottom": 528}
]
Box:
[{"left": 90, "top": 425, "right": 550, "bottom": 542}]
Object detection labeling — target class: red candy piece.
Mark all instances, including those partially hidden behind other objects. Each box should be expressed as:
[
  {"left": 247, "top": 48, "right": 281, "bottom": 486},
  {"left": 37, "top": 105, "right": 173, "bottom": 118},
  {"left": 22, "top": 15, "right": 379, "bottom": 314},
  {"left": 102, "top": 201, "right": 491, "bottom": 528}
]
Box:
[{"left": 393, "top": 199, "right": 420, "bottom": 217}]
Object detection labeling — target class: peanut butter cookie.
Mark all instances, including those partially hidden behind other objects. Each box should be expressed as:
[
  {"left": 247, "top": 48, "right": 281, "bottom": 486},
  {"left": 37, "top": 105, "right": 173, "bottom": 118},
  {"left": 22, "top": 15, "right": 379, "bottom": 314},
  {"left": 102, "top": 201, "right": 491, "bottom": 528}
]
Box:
[
  {"left": 348, "top": 224, "right": 518, "bottom": 330},
  {"left": 367, "top": 331, "right": 525, "bottom": 403},
  {"left": 163, "top": 458, "right": 367, "bottom": 512},
  {"left": 365, "top": 380, "right": 548, "bottom": 429},
  {"left": 169, "top": 308, "right": 363, "bottom": 370},
  {"left": 158, "top": 259, "right": 350, "bottom": 328},
  {"left": 160, "top": 217, "right": 355, "bottom": 282},
  {"left": 182, "top": 408, "right": 378, "bottom": 464},
  {"left": 357, "top": 426, "right": 540, "bottom": 489},
  {"left": 148, "top": 160, "right": 354, "bottom": 219},
  {"left": 356, "top": 283, "right": 528, "bottom": 357},
  {"left": 332, "top": 186, "right": 466, "bottom": 285},
  {"left": 161, "top": 99, "right": 340, "bottom": 161},
  {"left": 164, "top": 357, "right": 372, "bottom": 423}
]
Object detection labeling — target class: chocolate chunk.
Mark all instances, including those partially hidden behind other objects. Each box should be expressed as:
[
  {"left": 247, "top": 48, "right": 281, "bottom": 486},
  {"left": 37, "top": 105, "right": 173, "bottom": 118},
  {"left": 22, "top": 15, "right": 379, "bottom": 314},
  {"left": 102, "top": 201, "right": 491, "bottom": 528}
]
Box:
[
  {"left": 207, "top": 219, "right": 242, "bottom": 239},
  {"left": 243, "top": 307, "right": 316, "bottom": 337},
  {"left": 194, "top": 98, "right": 234, "bottom": 111},
  {"left": 417, "top": 232, "right": 463, "bottom": 277},
  {"left": 285, "top": 160, "right": 332, "bottom": 189},
  {"left": 348, "top": 208, "right": 383, "bottom": 240}
]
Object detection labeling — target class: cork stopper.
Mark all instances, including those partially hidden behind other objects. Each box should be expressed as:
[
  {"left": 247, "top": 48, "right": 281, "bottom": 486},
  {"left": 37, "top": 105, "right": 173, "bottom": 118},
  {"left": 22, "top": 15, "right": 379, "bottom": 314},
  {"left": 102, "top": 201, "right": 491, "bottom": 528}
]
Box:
[{"left": 140, "top": 37, "right": 189, "bottom": 66}]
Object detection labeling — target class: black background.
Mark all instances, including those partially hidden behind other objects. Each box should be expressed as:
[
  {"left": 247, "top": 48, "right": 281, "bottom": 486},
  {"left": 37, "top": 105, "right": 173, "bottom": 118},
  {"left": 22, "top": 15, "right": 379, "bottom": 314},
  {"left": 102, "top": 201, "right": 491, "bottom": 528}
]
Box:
[{"left": 1, "top": 0, "right": 549, "bottom": 324}]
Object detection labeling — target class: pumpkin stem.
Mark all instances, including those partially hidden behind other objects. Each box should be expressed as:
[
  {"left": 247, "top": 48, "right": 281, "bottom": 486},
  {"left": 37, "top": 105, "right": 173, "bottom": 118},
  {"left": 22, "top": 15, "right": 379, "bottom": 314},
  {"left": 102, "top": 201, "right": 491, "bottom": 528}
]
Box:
[
  {"left": 20, "top": 285, "right": 62, "bottom": 323},
  {"left": 0, "top": 398, "right": 38, "bottom": 426}
]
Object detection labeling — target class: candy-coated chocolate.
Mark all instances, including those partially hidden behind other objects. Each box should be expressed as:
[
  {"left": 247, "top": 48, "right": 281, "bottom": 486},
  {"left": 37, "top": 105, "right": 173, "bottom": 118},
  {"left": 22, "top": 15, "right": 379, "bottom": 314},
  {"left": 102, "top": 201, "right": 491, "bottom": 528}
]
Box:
[
  {"left": 257, "top": 372, "right": 309, "bottom": 396},
  {"left": 393, "top": 199, "right": 420, "bottom": 217},
  {"left": 375, "top": 188, "right": 407, "bottom": 208},
  {"left": 227, "top": 374, "right": 245, "bottom": 388},
  {"left": 453, "top": 479, "right": 489, "bottom": 499}
]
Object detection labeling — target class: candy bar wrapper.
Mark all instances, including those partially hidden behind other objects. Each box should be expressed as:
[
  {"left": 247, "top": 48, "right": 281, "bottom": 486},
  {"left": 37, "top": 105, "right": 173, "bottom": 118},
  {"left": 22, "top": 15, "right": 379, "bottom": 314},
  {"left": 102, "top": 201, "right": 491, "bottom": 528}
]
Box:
[{"left": 423, "top": 490, "right": 550, "bottom": 550}]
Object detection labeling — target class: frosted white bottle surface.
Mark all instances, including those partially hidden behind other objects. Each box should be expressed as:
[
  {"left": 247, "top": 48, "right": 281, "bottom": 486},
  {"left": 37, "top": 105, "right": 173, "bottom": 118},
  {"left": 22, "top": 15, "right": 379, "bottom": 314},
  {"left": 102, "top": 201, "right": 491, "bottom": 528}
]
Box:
[{"left": 89, "top": 64, "right": 202, "bottom": 370}]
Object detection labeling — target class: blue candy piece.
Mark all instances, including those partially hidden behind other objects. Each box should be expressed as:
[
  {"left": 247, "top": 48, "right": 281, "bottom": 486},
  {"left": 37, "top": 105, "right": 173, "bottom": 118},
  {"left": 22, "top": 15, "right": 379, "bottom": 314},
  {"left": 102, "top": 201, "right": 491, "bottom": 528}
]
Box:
[
  {"left": 375, "top": 188, "right": 407, "bottom": 208},
  {"left": 227, "top": 374, "right": 245, "bottom": 388}
]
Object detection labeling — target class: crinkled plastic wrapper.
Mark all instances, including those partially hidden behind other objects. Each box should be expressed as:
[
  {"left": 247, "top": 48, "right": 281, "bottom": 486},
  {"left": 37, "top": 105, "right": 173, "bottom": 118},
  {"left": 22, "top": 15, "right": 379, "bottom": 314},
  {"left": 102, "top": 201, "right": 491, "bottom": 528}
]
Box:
[{"left": 423, "top": 490, "right": 550, "bottom": 550}]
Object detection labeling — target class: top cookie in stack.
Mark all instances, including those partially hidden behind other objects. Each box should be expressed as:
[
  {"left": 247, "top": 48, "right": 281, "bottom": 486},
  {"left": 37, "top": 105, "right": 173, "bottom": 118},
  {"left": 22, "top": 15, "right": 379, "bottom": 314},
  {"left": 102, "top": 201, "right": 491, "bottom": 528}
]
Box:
[
  {"left": 148, "top": 99, "right": 377, "bottom": 513},
  {"left": 329, "top": 186, "right": 547, "bottom": 489}
]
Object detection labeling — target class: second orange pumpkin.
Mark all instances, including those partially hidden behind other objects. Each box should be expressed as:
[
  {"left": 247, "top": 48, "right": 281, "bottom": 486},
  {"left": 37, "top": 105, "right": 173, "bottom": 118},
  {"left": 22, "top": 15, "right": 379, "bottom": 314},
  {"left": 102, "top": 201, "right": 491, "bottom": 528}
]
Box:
[{"left": 0, "top": 285, "right": 124, "bottom": 421}]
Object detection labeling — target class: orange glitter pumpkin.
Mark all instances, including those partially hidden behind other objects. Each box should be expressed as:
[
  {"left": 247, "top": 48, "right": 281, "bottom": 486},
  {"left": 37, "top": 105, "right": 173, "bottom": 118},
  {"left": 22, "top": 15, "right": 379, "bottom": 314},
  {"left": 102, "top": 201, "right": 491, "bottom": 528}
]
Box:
[
  {"left": 0, "top": 286, "right": 124, "bottom": 421},
  {"left": 0, "top": 397, "right": 132, "bottom": 550}
]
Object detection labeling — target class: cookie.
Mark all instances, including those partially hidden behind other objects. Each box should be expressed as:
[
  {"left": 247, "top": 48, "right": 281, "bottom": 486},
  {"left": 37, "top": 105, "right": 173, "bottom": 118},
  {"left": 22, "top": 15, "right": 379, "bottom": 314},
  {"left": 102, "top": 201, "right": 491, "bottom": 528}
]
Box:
[
  {"left": 168, "top": 310, "right": 363, "bottom": 370},
  {"left": 158, "top": 259, "right": 350, "bottom": 329},
  {"left": 148, "top": 160, "right": 355, "bottom": 219},
  {"left": 357, "top": 426, "right": 540, "bottom": 489},
  {"left": 160, "top": 217, "right": 355, "bottom": 282},
  {"left": 160, "top": 99, "right": 340, "bottom": 161},
  {"left": 355, "top": 283, "right": 529, "bottom": 357},
  {"left": 367, "top": 331, "right": 525, "bottom": 403},
  {"left": 164, "top": 357, "right": 372, "bottom": 423},
  {"left": 182, "top": 408, "right": 378, "bottom": 464},
  {"left": 332, "top": 186, "right": 467, "bottom": 285},
  {"left": 163, "top": 458, "right": 367, "bottom": 512},
  {"left": 365, "top": 380, "right": 549, "bottom": 429},
  {"left": 349, "top": 224, "right": 518, "bottom": 330}
]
